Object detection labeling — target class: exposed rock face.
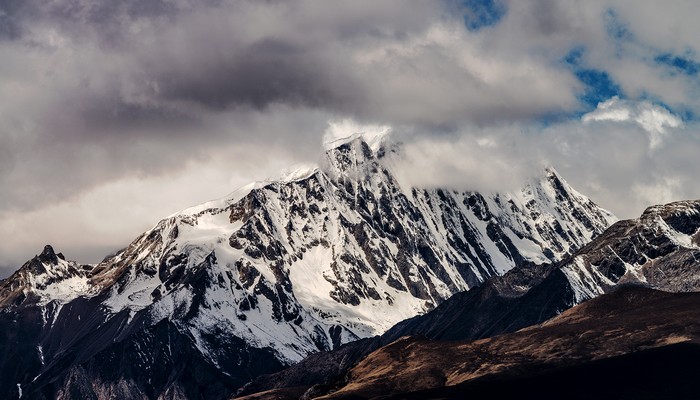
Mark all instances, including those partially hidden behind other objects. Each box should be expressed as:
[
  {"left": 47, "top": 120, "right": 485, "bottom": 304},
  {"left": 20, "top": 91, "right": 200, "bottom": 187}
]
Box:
[
  {"left": 87, "top": 138, "right": 613, "bottom": 355},
  {"left": 0, "top": 138, "right": 615, "bottom": 399},
  {"left": 388, "top": 199, "right": 700, "bottom": 346},
  {"left": 559, "top": 200, "right": 700, "bottom": 301},
  {"left": 238, "top": 199, "right": 700, "bottom": 399},
  {"left": 0, "top": 245, "right": 94, "bottom": 308}
]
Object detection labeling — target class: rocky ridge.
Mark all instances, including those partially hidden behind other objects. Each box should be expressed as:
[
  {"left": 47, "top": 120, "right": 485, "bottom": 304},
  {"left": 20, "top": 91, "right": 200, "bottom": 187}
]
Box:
[
  {"left": 237, "top": 198, "right": 700, "bottom": 399},
  {"left": 0, "top": 136, "right": 615, "bottom": 399}
]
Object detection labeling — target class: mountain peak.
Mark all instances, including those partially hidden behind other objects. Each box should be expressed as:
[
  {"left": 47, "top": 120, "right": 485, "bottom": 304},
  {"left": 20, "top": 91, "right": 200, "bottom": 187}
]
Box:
[
  {"left": 558, "top": 198, "right": 700, "bottom": 304},
  {"left": 38, "top": 244, "right": 64, "bottom": 265},
  {"left": 0, "top": 246, "right": 93, "bottom": 308},
  {"left": 543, "top": 165, "right": 561, "bottom": 178},
  {"left": 277, "top": 163, "right": 320, "bottom": 182},
  {"left": 641, "top": 200, "right": 700, "bottom": 218},
  {"left": 173, "top": 164, "right": 322, "bottom": 218},
  {"left": 0, "top": 139, "right": 619, "bottom": 397}
]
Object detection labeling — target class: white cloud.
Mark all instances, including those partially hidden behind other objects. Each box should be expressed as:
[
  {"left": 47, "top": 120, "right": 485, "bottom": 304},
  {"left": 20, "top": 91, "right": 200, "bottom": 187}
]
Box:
[
  {"left": 387, "top": 98, "right": 700, "bottom": 224},
  {"left": 582, "top": 96, "right": 683, "bottom": 149},
  {"left": 0, "top": 147, "right": 297, "bottom": 272},
  {"left": 632, "top": 177, "right": 683, "bottom": 208},
  {"left": 323, "top": 119, "right": 391, "bottom": 150},
  {"left": 386, "top": 126, "right": 547, "bottom": 194}
]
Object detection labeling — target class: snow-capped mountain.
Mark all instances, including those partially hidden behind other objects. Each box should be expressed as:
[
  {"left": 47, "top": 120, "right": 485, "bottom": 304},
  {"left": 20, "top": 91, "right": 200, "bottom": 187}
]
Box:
[
  {"left": 383, "top": 199, "right": 700, "bottom": 346},
  {"left": 559, "top": 200, "right": 700, "bottom": 301},
  {"left": 0, "top": 136, "right": 615, "bottom": 399},
  {"left": 238, "top": 199, "right": 700, "bottom": 399},
  {"left": 0, "top": 245, "right": 94, "bottom": 308},
  {"left": 67, "top": 136, "right": 611, "bottom": 359}
]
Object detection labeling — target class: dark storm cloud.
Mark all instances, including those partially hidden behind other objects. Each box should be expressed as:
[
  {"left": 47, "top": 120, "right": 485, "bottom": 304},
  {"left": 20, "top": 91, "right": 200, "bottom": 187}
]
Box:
[
  {"left": 0, "top": 0, "right": 580, "bottom": 161},
  {"left": 80, "top": 95, "right": 199, "bottom": 134},
  {"left": 154, "top": 38, "right": 362, "bottom": 111},
  {"left": 0, "top": 0, "right": 24, "bottom": 40},
  {"left": 0, "top": 0, "right": 456, "bottom": 218}
]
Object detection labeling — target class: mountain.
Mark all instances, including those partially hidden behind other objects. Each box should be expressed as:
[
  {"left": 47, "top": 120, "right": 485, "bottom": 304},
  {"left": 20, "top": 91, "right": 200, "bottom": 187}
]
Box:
[
  {"left": 0, "top": 136, "right": 615, "bottom": 399},
  {"left": 0, "top": 245, "right": 95, "bottom": 308},
  {"left": 84, "top": 137, "right": 613, "bottom": 357},
  {"left": 238, "top": 198, "right": 700, "bottom": 399},
  {"left": 386, "top": 199, "right": 700, "bottom": 343},
  {"left": 308, "top": 286, "right": 700, "bottom": 400},
  {"left": 559, "top": 200, "right": 700, "bottom": 300}
]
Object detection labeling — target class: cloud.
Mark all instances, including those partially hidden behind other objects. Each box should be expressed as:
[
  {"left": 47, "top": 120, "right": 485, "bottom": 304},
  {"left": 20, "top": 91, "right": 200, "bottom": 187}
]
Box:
[
  {"left": 0, "top": 140, "right": 306, "bottom": 275},
  {"left": 655, "top": 53, "right": 700, "bottom": 77},
  {"left": 2, "top": 0, "right": 700, "bottom": 272},
  {"left": 386, "top": 126, "right": 547, "bottom": 194},
  {"left": 582, "top": 96, "right": 683, "bottom": 149},
  {"left": 461, "top": 0, "right": 507, "bottom": 31},
  {"left": 388, "top": 99, "right": 699, "bottom": 223},
  {"left": 0, "top": 0, "right": 587, "bottom": 212},
  {"left": 323, "top": 118, "right": 392, "bottom": 149}
]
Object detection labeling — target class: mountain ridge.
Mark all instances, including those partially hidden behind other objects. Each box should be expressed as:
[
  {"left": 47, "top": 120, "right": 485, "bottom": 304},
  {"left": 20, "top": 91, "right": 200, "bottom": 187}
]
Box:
[
  {"left": 237, "top": 197, "right": 700, "bottom": 399},
  {"left": 0, "top": 137, "right": 615, "bottom": 399}
]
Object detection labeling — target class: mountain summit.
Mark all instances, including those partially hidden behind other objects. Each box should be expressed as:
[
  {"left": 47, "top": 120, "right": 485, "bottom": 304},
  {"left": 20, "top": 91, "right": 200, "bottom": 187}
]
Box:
[
  {"left": 0, "top": 244, "right": 94, "bottom": 308},
  {"left": 0, "top": 137, "right": 615, "bottom": 399}
]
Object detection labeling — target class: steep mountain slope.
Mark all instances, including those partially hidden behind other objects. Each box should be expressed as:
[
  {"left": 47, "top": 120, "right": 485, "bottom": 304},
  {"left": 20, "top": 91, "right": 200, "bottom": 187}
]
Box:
[
  {"left": 385, "top": 199, "right": 700, "bottom": 344},
  {"left": 84, "top": 137, "right": 613, "bottom": 357},
  {"left": 314, "top": 286, "right": 700, "bottom": 400},
  {"left": 0, "top": 137, "right": 614, "bottom": 399},
  {"left": 559, "top": 200, "right": 700, "bottom": 300},
  {"left": 235, "top": 262, "right": 566, "bottom": 398},
  {"left": 238, "top": 198, "right": 700, "bottom": 399}
]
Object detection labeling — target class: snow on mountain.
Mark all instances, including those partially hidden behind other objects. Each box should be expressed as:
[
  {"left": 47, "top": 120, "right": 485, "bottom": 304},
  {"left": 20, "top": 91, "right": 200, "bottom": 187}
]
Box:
[
  {"left": 0, "top": 136, "right": 616, "bottom": 399},
  {"left": 0, "top": 245, "right": 95, "bottom": 307},
  {"left": 559, "top": 200, "right": 700, "bottom": 303},
  {"left": 238, "top": 199, "right": 700, "bottom": 400},
  {"left": 80, "top": 137, "right": 614, "bottom": 360}
]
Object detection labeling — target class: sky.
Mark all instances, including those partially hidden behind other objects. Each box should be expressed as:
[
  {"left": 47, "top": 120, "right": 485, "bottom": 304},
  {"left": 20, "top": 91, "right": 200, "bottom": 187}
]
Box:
[{"left": 2, "top": 0, "right": 700, "bottom": 275}]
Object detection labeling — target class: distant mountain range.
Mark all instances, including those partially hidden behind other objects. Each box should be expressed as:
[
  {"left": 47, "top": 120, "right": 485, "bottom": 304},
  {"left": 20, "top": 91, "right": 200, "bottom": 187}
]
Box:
[{"left": 4, "top": 135, "right": 698, "bottom": 400}]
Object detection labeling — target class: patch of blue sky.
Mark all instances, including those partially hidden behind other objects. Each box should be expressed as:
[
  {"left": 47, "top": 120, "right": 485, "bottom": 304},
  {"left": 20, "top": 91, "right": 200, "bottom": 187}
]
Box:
[
  {"left": 651, "top": 54, "right": 700, "bottom": 121},
  {"left": 551, "top": 10, "right": 697, "bottom": 123},
  {"left": 655, "top": 53, "right": 700, "bottom": 77},
  {"left": 575, "top": 69, "right": 623, "bottom": 109},
  {"left": 603, "top": 9, "right": 633, "bottom": 42},
  {"left": 602, "top": 9, "right": 698, "bottom": 120},
  {"left": 601, "top": 8, "right": 637, "bottom": 60},
  {"left": 461, "top": 0, "right": 506, "bottom": 31},
  {"left": 563, "top": 47, "right": 624, "bottom": 110}
]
